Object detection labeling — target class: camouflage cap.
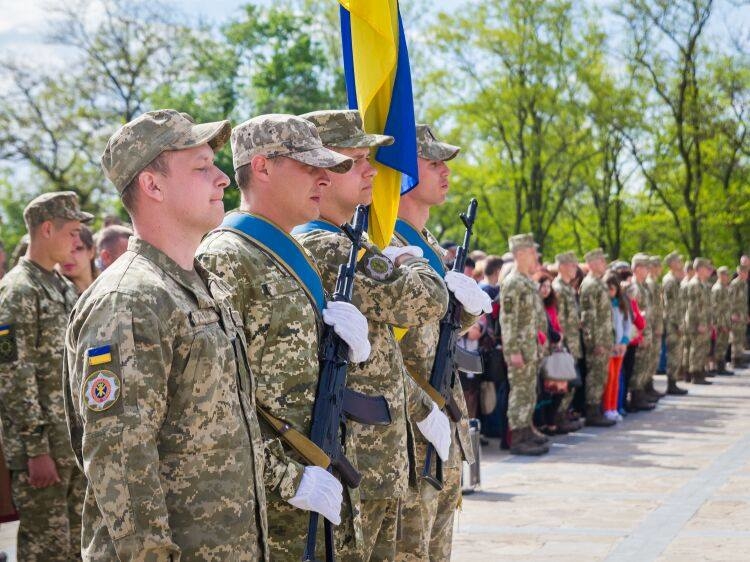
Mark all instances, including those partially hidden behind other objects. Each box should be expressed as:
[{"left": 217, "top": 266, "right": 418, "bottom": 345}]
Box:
[
  {"left": 631, "top": 253, "right": 651, "bottom": 268},
  {"left": 717, "top": 266, "right": 729, "bottom": 274},
  {"left": 584, "top": 248, "right": 608, "bottom": 262},
  {"left": 663, "top": 251, "right": 683, "bottom": 267},
  {"left": 693, "top": 257, "right": 712, "bottom": 270},
  {"left": 609, "top": 260, "right": 630, "bottom": 271},
  {"left": 231, "top": 114, "right": 353, "bottom": 173},
  {"left": 508, "top": 233, "right": 536, "bottom": 252},
  {"left": 555, "top": 251, "right": 578, "bottom": 265},
  {"left": 416, "top": 124, "right": 460, "bottom": 161},
  {"left": 101, "top": 109, "right": 231, "bottom": 194},
  {"left": 23, "top": 191, "right": 94, "bottom": 230},
  {"left": 301, "top": 110, "right": 394, "bottom": 149},
  {"left": 649, "top": 256, "right": 662, "bottom": 267}
]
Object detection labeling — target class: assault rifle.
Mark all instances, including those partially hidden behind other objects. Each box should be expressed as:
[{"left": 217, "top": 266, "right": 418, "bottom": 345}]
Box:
[
  {"left": 421, "top": 198, "right": 479, "bottom": 491},
  {"left": 303, "top": 205, "right": 391, "bottom": 562}
]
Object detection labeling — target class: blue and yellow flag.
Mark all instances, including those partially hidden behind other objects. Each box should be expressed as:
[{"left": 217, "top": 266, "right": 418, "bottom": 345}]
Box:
[{"left": 339, "top": 0, "right": 418, "bottom": 248}]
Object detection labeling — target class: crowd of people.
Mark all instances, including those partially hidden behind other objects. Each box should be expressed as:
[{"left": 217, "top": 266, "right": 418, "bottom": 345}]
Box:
[{"left": 455, "top": 243, "right": 750, "bottom": 456}]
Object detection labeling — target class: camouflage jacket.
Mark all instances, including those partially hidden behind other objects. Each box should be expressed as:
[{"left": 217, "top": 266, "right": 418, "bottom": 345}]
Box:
[
  {"left": 64, "top": 238, "right": 268, "bottom": 561},
  {"left": 295, "top": 226, "right": 447, "bottom": 500},
  {"left": 730, "top": 276, "right": 748, "bottom": 322},
  {"left": 646, "top": 277, "right": 664, "bottom": 336},
  {"left": 662, "top": 272, "right": 684, "bottom": 334},
  {"left": 684, "top": 277, "right": 711, "bottom": 334},
  {"left": 711, "top": 281, "right": 732, "bottom": 329},
  {"left": 579, "top": 273, "right": 614, "bottom": 350},
  {"left": 632, "top": 281, "right": 653, "bottom": 343},
  {"left": 500, "top": 270, "right": 543, "bottom": 363},
  {"left": 0, "top": 258, "right": 78, "bottom": 469},
  {"left": 552, "top": 276, "right": 582, "bottom": 359},
  {"left": 197, "top": 226, "right": 317, "bottom": 503},
  {"left": 391, "top": 226, "right": 475, "bottom": 468}
]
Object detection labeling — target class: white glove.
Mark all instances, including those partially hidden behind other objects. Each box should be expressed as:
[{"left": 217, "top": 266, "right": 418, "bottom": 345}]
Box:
[
  {"left": 416, "top": 402, "right": 452, "bottom": 462},
  {"left": 444, "top": 271, "right": 493, "bottom": 315},
  {"left": 287, "top": 466, "right": 344, "bottom": 525},
  {"left": 381, "top": 245, "right": 424, "bottom": 264},
  {"left": 322, "top": 301, "right": 371, "bottom": 363}
]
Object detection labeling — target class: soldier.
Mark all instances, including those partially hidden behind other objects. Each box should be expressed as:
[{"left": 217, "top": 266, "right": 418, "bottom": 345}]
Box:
[
  {"left": 579, "top": 249, "right": 618, "bottom": 424},
  {"left": 729, "top": 265, "right": 749, "bottom": 369},
  {"left": 95, "top": 224, "right": 132, "bottom": 270},
  {"left": 552, "top": 251, "right": 584, "bottom": 432},
  {"left": 661, "top": 251, "right": 688, "bottom": 395},
  {"left": 684, "top": 258, "right": 714, "bottom": 385},
  {"left": 645, "top": 256, "right": 666, "bottom": 398},
  {"left": 711, "top": 266, "right": 733, "bottom": 375},
  {"left": 0, "top": 191, "right": 90, "bottom": 561},
  {"left": 197, "top": 114, "right": 371, "bottom": 559},
  {"left": 295, "top": 111, "right": 456, "bottom": 561},
  {"left": 628, "top": 253, "right": 658, "bottom": 409},
  {"left": 501, "top": 234, "right": 550, "bottom": 455},
  {"left": 64, "top": 110, "right": 268, "bottom": 559},
  {"left": 388, "top": 123, "right": 491, "bottom": 561},
  {"left": 680, "top": 262, "right": 695, "bottom": 377}
]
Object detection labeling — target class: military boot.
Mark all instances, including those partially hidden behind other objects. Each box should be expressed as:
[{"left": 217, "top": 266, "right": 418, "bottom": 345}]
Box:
[
  {"left": 684, "top": 372, "right": 693, "bottom": 383},
  {"left": 692, "top": 372, "right": 712, "bottom": 385},
  {"left": 645, "top": 380, "right": 665, "bottom": 400},
  {"left": 585, "top": 404, "right": 616, "bottom": 427},
  {"left": 630, "top": 390, "right": 657, "bottom": 411},
  {"left": 666, "top": 379, "right": 688, "bottom": 395},
  {"left": 716, "top": 362, "right": 734, "bottom": 376},
  {"left": 555, "top": 413, "right": 582, "bottom": 433},
  {"left": 509, "top": 428, "right": 549, "bottom": 456},
  {"left": 529, "top": 425, "right": 550, "bottom": 444}
]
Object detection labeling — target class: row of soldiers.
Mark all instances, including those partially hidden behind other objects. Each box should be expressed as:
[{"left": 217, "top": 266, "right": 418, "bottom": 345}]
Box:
[
  {"left": 499, "top": 243, "right": 749, "bottom": 456},
  {"left": 0, "top": 109, "right": 494, "bottom": 561}
]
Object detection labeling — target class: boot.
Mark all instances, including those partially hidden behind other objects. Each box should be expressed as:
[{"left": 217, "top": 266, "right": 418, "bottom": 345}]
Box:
[
  {"left": 666, "top": 379, "right": 688, "bottom": 395},
  {"left": 691, "top": 372, "right": 712, "bottom": 385},
  {"left": 529, "top": 425, "right": 549, "bottom": 445},
  {"left": 684, "top": 372, "right": 693, "bottom": 383},
  {"left": 630, "top": 390, "right": 657, "bottom": 411},
  {"left": 585, "top": 404, "right": 616, "bottom": 427},
  {"left": 555, "top": 413, "right": 582, "bottom": 433},
  {"left": 645, "top": 380, "right": 665, "bottom": 399},
  {"left": 509, "top": 428, "right": 549, "bottom": 456},
  {"left": 716, "top": 362, "right": 734, "bottom": 376}
]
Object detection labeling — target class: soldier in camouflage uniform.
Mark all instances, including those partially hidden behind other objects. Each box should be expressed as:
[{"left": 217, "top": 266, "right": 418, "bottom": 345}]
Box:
[
  {"left": 552, "top": 251, "right": 584, "bottom": 432},
  {"left": 579, "top": 249, "right": 618, "bottom": 424},
  {"left": 501, "top": 233, "right": 551, "bottom": 454},
  {"left": 296, "top": 111, "right": 455, "bottom": 561},
  {"left": 680, "top": 263, "right": 695, "bottom": 376},
  {"left": 0, "top": 192, "right": 91, "bottom": 561},
  {"left": 711, "top": 266, "right": 733, "bottom": 375},
  {"left": 628, "top": 254, "right": 657, "bottom": 408},
  {"left": 661, "top": 251, "right": 688, "bottom": 395},
  {"left": 64, "top": 110, "right": 268, "bottom": 560},
  {"left": 197, "top": 114, "right": 371, "bottom": 560},
  {"left": 387, "top": 123, "right": 490, "bottom": 561},
  {"left": 684, "top": 258, "right": 714, "bottom": 385},
  {"left": 645, "top": 256, "right": 666, "bottom": 398},
  {"left": 729, "top": 265, "right": 749, "bottom": 368}
]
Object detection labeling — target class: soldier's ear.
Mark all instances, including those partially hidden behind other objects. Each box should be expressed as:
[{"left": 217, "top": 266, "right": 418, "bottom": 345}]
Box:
[
  {"left": 250, "top": 155, "right": 271, "bottom": 182},
  {"left": 138, "top": 170, "right": 164, "bottom": 203},
  {"left": 39, "top": 220, "right": 54, "bottom": 240}
]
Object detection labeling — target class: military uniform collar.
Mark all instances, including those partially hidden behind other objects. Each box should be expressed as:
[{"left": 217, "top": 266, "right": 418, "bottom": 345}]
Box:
[{"left": 19, "top": 257, "right": 72, "bottom": 301}]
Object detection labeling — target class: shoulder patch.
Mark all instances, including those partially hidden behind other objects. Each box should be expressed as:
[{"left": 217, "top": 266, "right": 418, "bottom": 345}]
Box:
[
  {"left": 0, "top": 324, "right": 17, "bottom": 364},
  {"left": 364, "top": 254, "right": 394, "bottom": 281},
  {"left": 84, "top": 370, "right": 121, "bottom": 412},
  {"left": 87, "top": 344, "right": 112, "bottom": 366}
]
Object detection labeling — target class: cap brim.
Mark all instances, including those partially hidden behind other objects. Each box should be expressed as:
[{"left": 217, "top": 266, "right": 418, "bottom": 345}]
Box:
[
  {"left": 170, "top": 120, "right": 232, "bottom": 153},
  {"left": 63, "top": 210, "right": 94, "bottom": 224},
  {"left": 331, "top": 133, "right": 395, "bottom": 149},
  {"left": 287, "top": 147, "right": 353, "bottom": 173},
  {"left": 422, "top": 142, "right": 461, "bottom": 161}
]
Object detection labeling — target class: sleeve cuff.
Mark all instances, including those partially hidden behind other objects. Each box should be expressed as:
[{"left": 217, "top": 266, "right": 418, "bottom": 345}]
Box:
[
  {"left": 279, "top": 459, "right": 305, "bottom": 502},
  {"left": 25, "top": 429, "right": 50, "bottom": 458}
]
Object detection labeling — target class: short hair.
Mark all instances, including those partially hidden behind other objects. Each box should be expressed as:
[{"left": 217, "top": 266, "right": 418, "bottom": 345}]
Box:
[
  {"left": 235, "top": 163, "right": 252, "bottom": 192},
  {"left": 483, "top": 255, "right": 504, "bottom": 277},
  {"left": 96, "top": 225, "right": 133, "bottom": 253},
  {"left": 121, "top": 152, "right": 171, "bottom": 214}
]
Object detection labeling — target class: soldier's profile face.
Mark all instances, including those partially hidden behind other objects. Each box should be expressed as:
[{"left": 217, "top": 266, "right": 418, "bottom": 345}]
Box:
[
  {"left": 50, "top": 220, "right": 82, "bottom": 264},
  {"left": 415, "top": 157, "right": 450, "bottom": 205},
  {"left": 326, "top": 147, "right": 376, "bottom": 208},
  {"left": 268, "top": 156, "right": 331, "bottom": 226}
]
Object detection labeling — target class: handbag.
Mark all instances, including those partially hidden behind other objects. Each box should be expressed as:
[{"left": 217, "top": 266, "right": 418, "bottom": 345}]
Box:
[
  {"left": 479, "top": 380, "right": 497, "bottom": 415},
  {"left": 542, "top": 349, "right": 578, "bottom": 382}
]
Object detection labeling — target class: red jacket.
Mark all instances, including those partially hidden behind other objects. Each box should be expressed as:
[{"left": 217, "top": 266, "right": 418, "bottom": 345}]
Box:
[{"left": 628, "top": 297, "right": 646, "bottom": 347}]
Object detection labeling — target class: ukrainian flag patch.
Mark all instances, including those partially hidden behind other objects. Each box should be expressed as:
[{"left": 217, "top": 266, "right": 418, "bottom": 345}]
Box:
[
  {"left": 87, "top": 344, "right": 112, "bottom": 366},
  {"left": 0, "top": 324, "right": 16, "bottom": 364},
  {"left": 0, "top": 324, "right": 10, "bottom": 337}
]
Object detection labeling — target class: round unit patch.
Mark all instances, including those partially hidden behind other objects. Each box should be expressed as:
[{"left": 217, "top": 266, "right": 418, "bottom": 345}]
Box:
[
  {"left": 365, "top": 255, "right": 394, "bottom": 281},
  {"left": 84, "top": 370, "right": 121, "bottom": 412}
]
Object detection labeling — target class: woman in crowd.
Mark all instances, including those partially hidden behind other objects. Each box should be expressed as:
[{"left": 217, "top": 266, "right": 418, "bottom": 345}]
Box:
[
  {"left": 59, "top": 224, "right": 98, "bottom": 294},
  {"left": 603, "top": 271, "right": 632, "bottom": 422}
]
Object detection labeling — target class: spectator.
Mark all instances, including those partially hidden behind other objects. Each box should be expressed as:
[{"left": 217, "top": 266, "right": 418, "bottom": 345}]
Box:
[
  {"left": 59, "top": 225, "right": 98, "bottom": 294},
  {"left": 458, "top": 322, "right": 484, "bottom": 419},
  {"left": 603, "top": 272, "right": 631, "bottom": 422},
  {"left": 96, "top": 224, "right": 133, "bottom": 270}
]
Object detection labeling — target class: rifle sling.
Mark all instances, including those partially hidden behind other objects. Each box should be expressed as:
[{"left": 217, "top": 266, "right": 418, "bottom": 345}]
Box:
[
  {"left": 405, "top": 367, "right": 446, "bottom": 410},
  {"left": 256, "top": 405, "right": 331, "bottom": 469}
]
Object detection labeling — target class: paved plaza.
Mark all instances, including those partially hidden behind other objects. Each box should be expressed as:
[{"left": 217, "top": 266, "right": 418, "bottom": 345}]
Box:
[{"left": 452, "top": 364, "right": 750, "bottom": 561}]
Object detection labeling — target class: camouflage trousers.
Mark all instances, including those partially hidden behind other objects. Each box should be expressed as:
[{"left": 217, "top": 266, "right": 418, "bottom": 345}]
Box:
[
  {"left": 11, "top": 463, "right": 85, "bottom": 562},
  {"left": 648, "top": 332, "right": 663, "bottom": 384},
  {"left": 630, "top": 341, "right": 652, "bottom": 391},
  {"left": 665, "top": 331, "right": 684, "bottom": 382},
  {"left": 342, "top": 497, "right": 399, "bottom": 562},
  {"left": 395, "top": 436, "right": 462, "bottom": 561},
  {"left": 714, "top": 328, "right": 730, "bottom": 367},
  {"left": 507, "top": 361, "right": 539, "bottom": 431},
  {"left": 584, "top": 348, "right": 608, "bottom": 406},
  {"left": 731, "top": 326, "right": 746, "bottom": 362},
  {"left": 686, "top": 331, "right": 711, "bottom": 373}
]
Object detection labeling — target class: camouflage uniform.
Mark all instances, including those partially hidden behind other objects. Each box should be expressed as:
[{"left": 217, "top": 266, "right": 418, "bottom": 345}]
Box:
[
  {"left": 711, "top": 271, "right": 732, "bottom": 370},
  {"left": 646, "top": 270, "right": 664, "bottom": 383},
  {"left": 685, "top": 269, "right": 712, "bottom": 376},
  {"left": 553, "top": 270, "right": 580, "bottom": 416},
  {"left": 579, "top": 271, "right": 614, "bottom": 405},
  {"left": 390, "top": 227, "right": 475, "bottom": 562},
  {"left": 64, "top": 238, "right": 268, "bottom": 561},
  {"left": 680, "top": 275, "right": 693, "bottom": 374},
  {"left": 662, "top": 269, "right": 685, "bottom": 383},
  {"left": 0, "top": 192, "right": 91, "bottom": 562},
  {"left": 631, "top": 280, "right": 653, "bottom": 391},
  {"left": 295, "top": 227, "right": 446, "bottom": 562},
  {"left": 730, "top": 270, "right": 749, "bottom": 363}
]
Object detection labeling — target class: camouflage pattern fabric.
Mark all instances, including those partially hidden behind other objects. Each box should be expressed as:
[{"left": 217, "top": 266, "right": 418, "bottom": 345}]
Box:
[
  {"left": 680, "top": 277, "right": 692, "bottom": 373},
  {"left": 552, "top": 276, "right": 580, "bottom": 413},
  {"left": 295, "top": 227, "right": 447, "bottom": 559},
  {"left": 646, "top": 276, "right": 664, "bottom": 382},
  {"left": 662, "top": 271, "right": 685, "bottom": 382},
  {"left": 579, "top": 272, "right": 614, "bottom": 403},
  {"left": 301, "top": 110, "right": 394, "bottom": 148},
  {"left": 711, "top": 279, "right": 732, "bottom": 365},
  {"left": 64, "top": 237, "right": 267, "bottom": 561},
  {"left": 197, "top": 224, "right": 354, "bottom": 560},
  {"left": 0, "top": 258, "right": 84, "bottom": 560},
  {"left": 631, "top": 281, "right": 654, "bottom": 391},
  {"left": 23, "top": 190, "right": 93, "bottom": 230},
  {"left": 684, "top": 276, "right": 712, "bottom": 373},
  {"left": 339, "top": 498, "right": 399, "bottom": 562},
  {"left": 415, "top": 124, "right": 460, "bottom": 161},
  {"left": 730, "top": 276, "right": 748, "bottom": 361},
  {"left": 501, "top": 270, "right": 543, "bottom": 430}
]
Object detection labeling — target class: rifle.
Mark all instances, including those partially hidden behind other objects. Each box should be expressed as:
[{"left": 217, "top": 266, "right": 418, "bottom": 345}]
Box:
[
  {"left": 302, "top": 205, "right": 391, "bottom": 562},
  {"left": 421, "top": 198, "right": 479, "bottom": 491}
]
